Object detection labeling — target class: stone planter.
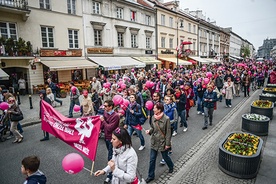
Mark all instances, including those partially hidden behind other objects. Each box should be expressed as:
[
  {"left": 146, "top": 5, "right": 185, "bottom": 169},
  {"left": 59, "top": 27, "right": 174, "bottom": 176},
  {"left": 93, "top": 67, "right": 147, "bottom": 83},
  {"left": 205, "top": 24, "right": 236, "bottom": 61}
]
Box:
[
  {"left": 218, "top": 132, "right": 263, "bottom": 179},
  {"left": 266, "top": 84, "right": 276, "bottom": 88},
  {"left": 259, "top": 94, "right": 276, "bottom": 103},
  {"left": 250, "top": 100, "right": 274, "bottom": 119},
  {"left": 262, "top": 88, "right": 276, "bottom": 95},
  {"left": 242, "top": 114, "right": 270, "bottom": 136}
]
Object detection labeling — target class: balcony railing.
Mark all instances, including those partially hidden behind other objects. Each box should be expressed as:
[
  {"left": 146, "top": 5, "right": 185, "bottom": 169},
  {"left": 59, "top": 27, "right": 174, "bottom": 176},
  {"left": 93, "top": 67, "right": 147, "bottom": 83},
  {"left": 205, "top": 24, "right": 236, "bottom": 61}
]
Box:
[{"left": 0, "top": 0, "right": 28, "bottom": 10}]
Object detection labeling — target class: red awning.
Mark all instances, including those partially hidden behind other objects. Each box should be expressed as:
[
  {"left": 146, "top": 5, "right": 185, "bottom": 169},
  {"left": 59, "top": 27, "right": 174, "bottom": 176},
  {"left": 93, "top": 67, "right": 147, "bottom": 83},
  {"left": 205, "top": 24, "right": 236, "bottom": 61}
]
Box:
[{"left": 188, "top": 59, "right": 197, "bottom": 65}]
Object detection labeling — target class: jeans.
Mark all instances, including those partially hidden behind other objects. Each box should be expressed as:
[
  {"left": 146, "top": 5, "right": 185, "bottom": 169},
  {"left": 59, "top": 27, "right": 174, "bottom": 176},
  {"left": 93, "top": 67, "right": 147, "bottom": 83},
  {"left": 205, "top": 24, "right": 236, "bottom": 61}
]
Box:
[
  {"left": 178, "top": 110, "right": 187, "bottom": 128},
  {"left": 243, "top": 85, "right": 249, "bottom": 97},
  {"left": 204, "top": 107, "right": 214, "bottom": 127},
  {"left": 234, "top": 83, "right": 240, "bottom": 96},
  {"left": 105, "top": 139, "right": 113, "bottom": 180},
  {"left": 9, "top": 121, "right": 23, "bottom": 135},
  {"left": 69, "top": 98, "right": 80, "bottom": 117},
  {"left": 148, "top": 149, "right": 174, "bottom": 179},
  {"left": 217, "top": 87, "right": 222, "bottom": 101},
  {"left": 54, "top": 92, "right": 62, "bottom": 104},
  {"left": 225, "top": 99, "right": 232, "bottom": 106},
  {"left": 196, "top": 97, "right": 204, "bottom": 113},
  {"left": 128, "top": 125, "right": 145, "bottom": 146}
]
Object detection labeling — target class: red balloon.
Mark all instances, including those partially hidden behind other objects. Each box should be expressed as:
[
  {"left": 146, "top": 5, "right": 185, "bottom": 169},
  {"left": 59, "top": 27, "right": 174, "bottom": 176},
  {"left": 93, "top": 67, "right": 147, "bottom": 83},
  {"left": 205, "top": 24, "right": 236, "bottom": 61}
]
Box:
[
  {"left": 62, "top": 153, "right": 84, "bottom": 174},
  {"left": 145, "top": 101, "right": 154, "bottom": 110}
]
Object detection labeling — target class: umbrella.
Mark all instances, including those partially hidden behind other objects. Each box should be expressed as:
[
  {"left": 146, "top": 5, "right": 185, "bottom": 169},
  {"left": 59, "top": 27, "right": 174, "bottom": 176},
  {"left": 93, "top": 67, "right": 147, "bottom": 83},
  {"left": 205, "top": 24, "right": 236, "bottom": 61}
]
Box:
[
  {"left": 188, "top": 60, "right": 197, "bottom": 65},
  {"left": 182, "top": 41, "right": 192, "bottom": 45}
]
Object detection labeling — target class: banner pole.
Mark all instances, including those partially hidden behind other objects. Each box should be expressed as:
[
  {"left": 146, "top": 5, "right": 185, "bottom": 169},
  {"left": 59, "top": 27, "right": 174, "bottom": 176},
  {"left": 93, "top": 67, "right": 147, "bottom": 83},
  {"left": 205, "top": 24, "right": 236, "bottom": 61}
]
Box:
[{"left": 90, "top": 161, "right": 95, "bottom": 176}]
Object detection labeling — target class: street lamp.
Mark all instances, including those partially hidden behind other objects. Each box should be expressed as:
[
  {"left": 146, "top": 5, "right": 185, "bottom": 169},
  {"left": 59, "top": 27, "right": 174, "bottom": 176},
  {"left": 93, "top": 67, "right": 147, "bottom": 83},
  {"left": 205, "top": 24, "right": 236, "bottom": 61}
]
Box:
[{"left": 176, "top": 19, "right": 183, "bottom": 68}]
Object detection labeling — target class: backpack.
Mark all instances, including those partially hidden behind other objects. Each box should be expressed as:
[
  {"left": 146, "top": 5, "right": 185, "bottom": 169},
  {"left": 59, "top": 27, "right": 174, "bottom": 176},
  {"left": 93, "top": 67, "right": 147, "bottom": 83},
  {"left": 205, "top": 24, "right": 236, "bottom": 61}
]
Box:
[{"left": 136, "top": 106, "right": 147, "bottom": 125}]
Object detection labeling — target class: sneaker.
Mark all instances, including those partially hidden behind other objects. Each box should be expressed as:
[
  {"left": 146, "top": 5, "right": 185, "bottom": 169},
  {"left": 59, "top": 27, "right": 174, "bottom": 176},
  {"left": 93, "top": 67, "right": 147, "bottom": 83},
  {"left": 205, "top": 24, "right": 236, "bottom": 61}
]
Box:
[
  {"left": 138, "top": 145, "right": 145, "bottom": 151},
  {"left": 202, "top": 113, "right": 204, "bottom": 115},
  {"left": 229, "top": 105, "right": 232, "bottom": 108},
  {"left": 197, "top": 111, "right": 201, "bottom": 115},
  {"left": 179, "top": 124, "right": 183, "bottom": 127},
  {"left": 40, "top": 137, "right": 49, "bottom": 141},
  {"left": 172, "top": 131, "right": 177, "bottom": 137},
  {"left": 202, "top": 126, "right": 207, "bottom": 130},
  {"left": 183, "top": 127, "right": 188, "bottom": 132},
  {"left": 60, "top": 101, "right": 63, "bottom": 106},
  {"left": 225, "top": 105, "right": 228, "bottom": 108},
  {"left": 160, "top": 159, "right": 166, "bottom": 165}
]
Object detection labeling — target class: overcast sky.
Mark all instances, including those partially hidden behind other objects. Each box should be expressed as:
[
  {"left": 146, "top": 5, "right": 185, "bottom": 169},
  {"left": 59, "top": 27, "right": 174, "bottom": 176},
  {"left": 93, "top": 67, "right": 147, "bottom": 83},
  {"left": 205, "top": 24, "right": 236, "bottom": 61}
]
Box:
[{"left": 165, "top": 0, "right": 276, "bottom": 50}]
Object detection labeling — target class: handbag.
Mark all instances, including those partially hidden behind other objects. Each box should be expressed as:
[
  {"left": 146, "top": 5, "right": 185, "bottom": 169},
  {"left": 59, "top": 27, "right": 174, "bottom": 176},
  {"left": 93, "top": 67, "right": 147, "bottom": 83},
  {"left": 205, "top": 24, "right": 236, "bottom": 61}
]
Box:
[
  {"left": 189, "top": 99, "right": 194, "bottom": 107},
  {"left": 222, "top": 88, "right": 226, "bottom": 95},
  {"left": 10, "top": 113, "right": 24, "bottom": 121}
]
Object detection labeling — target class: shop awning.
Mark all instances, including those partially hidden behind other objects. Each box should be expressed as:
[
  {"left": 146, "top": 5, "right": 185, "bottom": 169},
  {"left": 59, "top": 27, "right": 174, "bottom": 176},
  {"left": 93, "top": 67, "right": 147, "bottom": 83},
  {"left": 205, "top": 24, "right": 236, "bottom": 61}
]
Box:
[
  {"left": 189, "top": 56, "right": 211, "bottom": 64},
  {"left": 40, "top": 57, "right": 98, "bottom": 71},
  {"left": 229, "top": 54, "right": 242, "bottom": 60},
  {"left": 229, "top": 56, "right": 238, "bottom": 61},
  {"left": 204, "top": 58, "right": 222, "bottom": 64},
  {"left": 88, "top": 57, "right": 146, "bottom": 70},
  {"left": 0, "top": 68, "right": 9, "bottom": 80},
  {"left": 158, "top": 57, "right": 192, "bottom": 65},
  {"left": 132, "top": 57, "right": 161, "bottom": 64}
]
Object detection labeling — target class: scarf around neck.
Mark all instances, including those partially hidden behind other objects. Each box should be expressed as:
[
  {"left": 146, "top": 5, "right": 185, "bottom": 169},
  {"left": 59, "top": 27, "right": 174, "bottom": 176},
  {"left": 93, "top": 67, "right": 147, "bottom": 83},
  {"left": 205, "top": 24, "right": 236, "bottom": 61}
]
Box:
[{"left": 154, "top": 112, "right": 164, "bottom": 120}]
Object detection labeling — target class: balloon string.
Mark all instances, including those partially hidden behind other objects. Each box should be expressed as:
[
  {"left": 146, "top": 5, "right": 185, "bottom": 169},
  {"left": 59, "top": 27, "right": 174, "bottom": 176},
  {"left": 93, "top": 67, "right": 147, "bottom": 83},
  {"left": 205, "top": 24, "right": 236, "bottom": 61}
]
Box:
[{"left": 83, "top": 167, "right": 94, "bottom": 174}]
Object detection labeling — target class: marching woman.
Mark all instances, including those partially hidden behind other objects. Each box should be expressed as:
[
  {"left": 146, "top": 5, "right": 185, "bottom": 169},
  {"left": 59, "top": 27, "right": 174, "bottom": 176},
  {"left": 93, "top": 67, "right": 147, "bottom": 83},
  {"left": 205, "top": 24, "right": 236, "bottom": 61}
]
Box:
[
  {"left": 95, "top": 127, "right": 138, "bottom": 184},
  {"left": 145, "top": 103, "right": 174, "bottom": 183},
  {"left": 223, "top": 77, "right": 235, "bottom": 108}
]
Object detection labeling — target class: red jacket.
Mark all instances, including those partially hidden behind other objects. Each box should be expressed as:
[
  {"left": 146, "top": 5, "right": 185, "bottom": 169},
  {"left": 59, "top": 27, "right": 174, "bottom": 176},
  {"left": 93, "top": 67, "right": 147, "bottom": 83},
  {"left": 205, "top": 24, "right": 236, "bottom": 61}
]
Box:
[
  {"left": 101, "top": 111, "right": 119, "bottom": 140},
  {"left": 270, "top": 71, "right": 276, "bottom": 84}
]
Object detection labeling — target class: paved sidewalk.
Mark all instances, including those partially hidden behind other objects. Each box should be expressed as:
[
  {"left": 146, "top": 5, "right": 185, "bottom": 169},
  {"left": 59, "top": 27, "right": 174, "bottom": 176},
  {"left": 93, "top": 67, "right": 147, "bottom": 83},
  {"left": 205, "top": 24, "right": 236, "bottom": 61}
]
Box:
[{"left": 18, "top": 90, "right": 276, "bottom": 184}]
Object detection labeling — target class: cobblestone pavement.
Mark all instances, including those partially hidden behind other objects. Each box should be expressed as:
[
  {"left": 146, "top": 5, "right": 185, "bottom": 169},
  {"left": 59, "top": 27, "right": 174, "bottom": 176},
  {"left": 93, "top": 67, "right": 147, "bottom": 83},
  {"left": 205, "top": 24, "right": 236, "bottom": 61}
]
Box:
[{"left": 149, "top": 89, "right": 268, "bottom": 184}]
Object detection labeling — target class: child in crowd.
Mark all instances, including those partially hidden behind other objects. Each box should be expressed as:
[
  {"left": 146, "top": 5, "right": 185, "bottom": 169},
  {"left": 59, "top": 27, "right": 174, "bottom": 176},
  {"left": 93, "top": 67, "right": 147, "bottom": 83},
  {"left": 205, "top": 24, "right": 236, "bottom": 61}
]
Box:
[{"left": 21, "top": 155, "right": 47, "bottom": 184}]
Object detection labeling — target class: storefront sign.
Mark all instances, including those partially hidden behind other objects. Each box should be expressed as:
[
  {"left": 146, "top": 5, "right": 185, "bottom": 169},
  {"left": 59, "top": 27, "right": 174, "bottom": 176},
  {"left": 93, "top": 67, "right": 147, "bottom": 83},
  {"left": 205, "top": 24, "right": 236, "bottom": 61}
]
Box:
[
  {"left": 145, "top": 50, "right": 153, "bottom": 54},
  {"left": 87, "top": 48, "right": 113, "bottom": 54},
  {"left": 40, "top": 49, "right": 82, "bottom": 57},
  {"left": 161, "top": 49, "right": 174, "bottom": 54}
]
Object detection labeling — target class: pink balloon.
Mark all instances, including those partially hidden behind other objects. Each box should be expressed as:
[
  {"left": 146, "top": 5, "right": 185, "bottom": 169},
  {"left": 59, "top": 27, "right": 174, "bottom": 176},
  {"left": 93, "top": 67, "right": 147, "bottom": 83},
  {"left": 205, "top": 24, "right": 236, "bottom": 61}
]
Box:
[
  {"left": 206, "top": 72, "right": 212, "bottom": 78},
  {"left": 202, "top": 66, "right": 206, "bottom": 71},
  {"left": 167, "top": 74, "right": 172, "bottom": 78},
  {"left": 233, "top": 69, "right": 237, "bottom": 75},
  {"left": 189, "top": 71, "right": 193, "bottom": 74},
  {"left": 204, "top": 78, "right": 209, "bottom": 85},
  {"left": 120, "top": 104, "right": 127, "bottom": 111},
  {"left": 73, "top": 105, "right": 81, "bottom": 112},
  {"left": 118, "top": 81, "right": 124, "bottom": 86},
  {"left": 0, "top": 102, "right": 9, "bottom": 110},
  {"left": 145, "top": 101, "right": 154, "bottom": 110},
  {"left": 149, "top": 82, "right": 155, "bottom": 88},
  {"left": 145, "top": 81, "right": 151, "bottom": 88},
  {"left": 113, "top": 95, "right": 123, "bottom": 106},
  {"left": 103, "top": 83, "right": 107, "bottom": 88},
  {"left": 106, "top": 82, "right": 111, "bottom": 87},
  {"left": 118, "top": 109, "right": 125, "bottom": 116},
  {"left": 121, "top": 83, "right": 126, "bottom": 89},
  {"left": 62, "top": 153, "right": 84, "bottom": 174},
  {"left": 122, "top": 98, "right": 130, "bottom": 107}
]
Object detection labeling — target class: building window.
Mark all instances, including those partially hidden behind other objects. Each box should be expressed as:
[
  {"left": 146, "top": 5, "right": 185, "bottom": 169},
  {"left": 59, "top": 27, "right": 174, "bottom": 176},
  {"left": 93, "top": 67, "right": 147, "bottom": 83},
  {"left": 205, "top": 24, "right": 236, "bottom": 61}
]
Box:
[
  {"left": 145, "top": 15, "right": 151, "bottom": 26},
  {"left": 179, "top": 20, "right": 184, "bottom": 29},
  {"left": 41, "top": 26, "right": 54, "bottom": 48},
  {"left": 193, "top": 42, "right": 196, "bottom": 51},
  {"left": 118, "top": 33, "right": 124, "bottom": 47},
  {"left": 68, "top": 29, "right": 79, "bottom": 48},
  {"left": 169, "top": 17, "right": 173, "bottom": 28},
  {"left": 161, "top": 37, "right": 165, "bottom": 48},
  {"left": 146, "top": 37, "right": 151, "bottom": 49},
  {"left": 169, "top": 38, "right": 173, "bottom": 49},
  {"left": 130, "top": 10, "right": 136, "bottom": 21},
  {"left": 0, "top": 22, "right": 17, "bottom": 40},
  {"left": 94, "top": 30, "right": 102, "bottom": 46},
  {"left": 67, "top": 0, "right": 76, "bottom": 14},
  {"left": 40, "top": 0, "right": 50, "bottom": 10},
  {"left": 161, "top": 14, "right": 165, "bottom": 26},
  {"left": 117, "top": 7, "right": 123, "bottom": 19},
  {"left": 193, "top": 25, "right": 196, "bottom": 34},
  {"left": 131, "top": 34, "right": 137, "bottom": 48},
  {"left": 188, "top": 23, "right": 191, "bottom": 32},
  {"left": 92, "top": 1, "right": 101, "bottom": 14}
]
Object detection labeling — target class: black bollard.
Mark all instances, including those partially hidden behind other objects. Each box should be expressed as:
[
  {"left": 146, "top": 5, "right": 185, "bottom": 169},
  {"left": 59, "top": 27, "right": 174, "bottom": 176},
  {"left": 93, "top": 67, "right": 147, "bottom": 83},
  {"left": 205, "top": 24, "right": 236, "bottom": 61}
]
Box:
[
  {"left": 17, "top": 92, "right": 21, "bottom": 105},
  {"left": 29, "top": 95, "right": 33, "bottom": 109}
]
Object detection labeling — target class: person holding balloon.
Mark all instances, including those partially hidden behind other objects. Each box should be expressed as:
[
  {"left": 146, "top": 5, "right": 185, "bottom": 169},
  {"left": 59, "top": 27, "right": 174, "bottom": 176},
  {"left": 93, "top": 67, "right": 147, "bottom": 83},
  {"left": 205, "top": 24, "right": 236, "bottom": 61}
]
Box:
[
  {"left": 95, "top": 127, "right": 138, "bottom": 184},
  {"left": 80, "top": 89, "right": 94, "bottom": 117},
  {"left": 39, "top": 90, "right": 52, "bottom": 141},
  {"left": 68, "top": 82, "right": 80, "bottom": 118},
  {"left": 124, "top": 94, "right": 145, "bottom": 151},
  {"left": 100, "top": 100, "right": 120, "bottom": 183},
  {"left": 175, "top": 86, "right": 188, "bottom": 132}
]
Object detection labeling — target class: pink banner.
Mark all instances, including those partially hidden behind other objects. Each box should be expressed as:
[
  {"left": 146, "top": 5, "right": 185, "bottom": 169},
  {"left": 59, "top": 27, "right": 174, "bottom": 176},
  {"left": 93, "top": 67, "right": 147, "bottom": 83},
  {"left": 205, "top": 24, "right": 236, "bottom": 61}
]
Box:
[{"left": 41, "top": 100, "right": 101, "bottom": 161}]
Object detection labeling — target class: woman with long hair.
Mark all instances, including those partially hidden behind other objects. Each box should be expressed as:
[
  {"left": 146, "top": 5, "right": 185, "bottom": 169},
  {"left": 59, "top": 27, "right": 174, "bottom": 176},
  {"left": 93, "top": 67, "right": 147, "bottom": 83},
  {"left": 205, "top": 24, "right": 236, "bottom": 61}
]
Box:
[{"left": 95, "top": 127, "right": 138, "bottom": 184}]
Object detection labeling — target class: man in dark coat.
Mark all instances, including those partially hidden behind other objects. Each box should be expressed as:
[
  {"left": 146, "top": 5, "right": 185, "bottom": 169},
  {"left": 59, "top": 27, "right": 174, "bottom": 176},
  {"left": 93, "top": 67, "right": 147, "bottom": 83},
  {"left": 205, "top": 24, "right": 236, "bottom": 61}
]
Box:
[{"left": 39, "top": 90, "right": 51, "bottom": 141}]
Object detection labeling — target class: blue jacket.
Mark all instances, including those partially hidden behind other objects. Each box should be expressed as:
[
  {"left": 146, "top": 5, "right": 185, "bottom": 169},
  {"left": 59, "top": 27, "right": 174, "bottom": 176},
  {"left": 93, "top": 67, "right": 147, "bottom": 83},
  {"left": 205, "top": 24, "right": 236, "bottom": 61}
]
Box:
[
  {"left": 203, "top": 90, "right": 217, "bottom": 108},
  {"left": 24, "top": 170, "right": 47, "bottom": 184},
  {"left": 125, "top": 102, "right": 142, "bottom": 126}
]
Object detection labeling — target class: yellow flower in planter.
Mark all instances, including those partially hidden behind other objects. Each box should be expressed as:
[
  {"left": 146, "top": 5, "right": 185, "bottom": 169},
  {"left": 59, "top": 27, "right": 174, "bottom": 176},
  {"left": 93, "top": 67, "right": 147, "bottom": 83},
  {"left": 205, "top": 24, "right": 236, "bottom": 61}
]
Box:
[
  {"left": 263, "top": 87, "right": 276, "bottom": 92},
  {"left": 223, "top": 133, "right": 260, "bottom": 156},
  {"left": 252, "top": 100, "right": 272, "bottom": 108}
]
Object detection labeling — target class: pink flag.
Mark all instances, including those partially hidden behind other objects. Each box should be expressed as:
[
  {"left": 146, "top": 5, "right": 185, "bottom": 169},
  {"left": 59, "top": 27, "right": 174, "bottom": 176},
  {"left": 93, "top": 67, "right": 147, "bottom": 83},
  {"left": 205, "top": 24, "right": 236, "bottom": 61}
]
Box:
[{"left": 41, "top": 100, "right": 101, "bottom": 161}]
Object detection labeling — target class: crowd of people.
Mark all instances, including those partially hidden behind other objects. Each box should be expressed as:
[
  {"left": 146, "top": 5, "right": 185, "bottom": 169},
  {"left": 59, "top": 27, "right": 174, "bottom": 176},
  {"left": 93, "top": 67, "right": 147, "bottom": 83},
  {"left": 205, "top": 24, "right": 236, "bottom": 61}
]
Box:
[{"left": 1, "top": 58, "right": 276, "bottom": 184}]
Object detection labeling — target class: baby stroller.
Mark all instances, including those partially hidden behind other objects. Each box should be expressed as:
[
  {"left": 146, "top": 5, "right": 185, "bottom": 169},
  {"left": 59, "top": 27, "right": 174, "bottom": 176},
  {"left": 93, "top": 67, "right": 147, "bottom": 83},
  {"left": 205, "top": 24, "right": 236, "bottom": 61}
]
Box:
[{"left": 0, "top": 109, "right": 9, "bottom": 142}]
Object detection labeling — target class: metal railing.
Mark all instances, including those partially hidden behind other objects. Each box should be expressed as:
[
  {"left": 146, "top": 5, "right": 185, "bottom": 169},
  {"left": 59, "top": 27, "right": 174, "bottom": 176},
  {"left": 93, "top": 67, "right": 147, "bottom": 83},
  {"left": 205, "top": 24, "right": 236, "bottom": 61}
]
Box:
[{"left": 0, "top": 0, "right": 28, "bottom": 10}]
